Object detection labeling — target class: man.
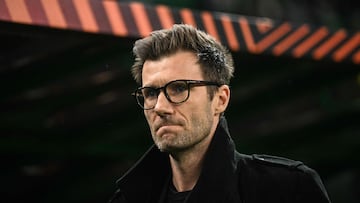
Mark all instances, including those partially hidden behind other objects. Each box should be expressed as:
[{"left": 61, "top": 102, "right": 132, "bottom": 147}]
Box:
[{"left": 109, "top": 24, "right": 331, "bottom": 203}]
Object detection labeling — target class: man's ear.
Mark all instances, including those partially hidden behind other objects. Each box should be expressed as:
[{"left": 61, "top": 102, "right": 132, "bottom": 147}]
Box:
[{"left": 214, "top": 85, "right": 230, "bottom": 115}]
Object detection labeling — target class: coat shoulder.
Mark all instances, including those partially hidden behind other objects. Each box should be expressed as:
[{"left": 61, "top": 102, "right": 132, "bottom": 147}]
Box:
[
  {"left": 251, "top": 154, "right": 305, "bottom": 170},
  {"left": 236, "top": 153, "right": 331, "bottom": 202},
  {"left": 236, "top": 153, "right": 305, "bottom": 170}
]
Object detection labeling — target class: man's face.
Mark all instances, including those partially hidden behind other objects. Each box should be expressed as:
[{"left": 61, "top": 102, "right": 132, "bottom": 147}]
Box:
[{"left": 141, "top": 51, "right": 219, "bottom": 152}]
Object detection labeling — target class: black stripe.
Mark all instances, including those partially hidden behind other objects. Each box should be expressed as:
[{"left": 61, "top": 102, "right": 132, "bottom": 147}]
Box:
[
  {"left": 144, "top": 4, "right": 162, "bottom": 31},
  {"left": 89, "top": 0, "right": 112, "bottom": 34},
  {"left": 60, "top": 0, "right": 81, "bottom": 29},
  {"left": 119, "top": 3, "right": 140, "bottom": 38}
]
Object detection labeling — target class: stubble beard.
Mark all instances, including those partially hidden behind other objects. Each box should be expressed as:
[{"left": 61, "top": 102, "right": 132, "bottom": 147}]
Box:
[{"left": 152, "top": 110, "right": 214, "bottom": 153}]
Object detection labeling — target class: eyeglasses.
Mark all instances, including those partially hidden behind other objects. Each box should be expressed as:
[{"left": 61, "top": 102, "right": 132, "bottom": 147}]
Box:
[{"left": 132, "top": 79, "right": 221, "bottom": 110}]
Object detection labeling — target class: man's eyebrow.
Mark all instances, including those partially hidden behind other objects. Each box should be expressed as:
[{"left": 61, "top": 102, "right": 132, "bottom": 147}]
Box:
[
  {"left": 142, "top": 83, "right": 158, "bottom": 88},
  {"left": 142, "top": 80, "right": 168, "bottom": 88}
]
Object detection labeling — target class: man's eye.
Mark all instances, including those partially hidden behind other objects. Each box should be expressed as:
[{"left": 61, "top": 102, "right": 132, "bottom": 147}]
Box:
[
  {"left": 168, "top": 82, "right": 187, "bottom": 94},
  {"left": 143, "top": 88, "right": 157, "bottom": 98}
]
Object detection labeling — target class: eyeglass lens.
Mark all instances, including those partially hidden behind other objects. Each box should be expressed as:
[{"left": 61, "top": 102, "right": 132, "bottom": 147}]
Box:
[{"left": 136, "top": 80, "right": 190, "bottom": 109}]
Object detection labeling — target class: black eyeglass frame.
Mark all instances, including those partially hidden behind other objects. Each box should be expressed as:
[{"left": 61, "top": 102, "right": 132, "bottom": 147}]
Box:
[{"left": 132, "top": 79, "right": 221, "bottom": 110}]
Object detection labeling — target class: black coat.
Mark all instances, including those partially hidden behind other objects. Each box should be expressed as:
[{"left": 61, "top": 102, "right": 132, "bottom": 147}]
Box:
[{"left": 109, "top": 117, "right": 331, "bottom": 203}]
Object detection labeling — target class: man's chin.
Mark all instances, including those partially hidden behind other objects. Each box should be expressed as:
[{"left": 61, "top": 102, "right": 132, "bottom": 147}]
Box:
[
  {"left": 156, "top": 142, "right": 190, "bottom": 154},
  {"left": 155, "top": 142, "right": 178, "bottom": 153},
  {"left": 155, "top": 142, "right": 171, "bottom": 152}
]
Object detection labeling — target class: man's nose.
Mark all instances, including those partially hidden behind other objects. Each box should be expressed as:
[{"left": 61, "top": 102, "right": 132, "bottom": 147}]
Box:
[{"left": 153, "top": 91, "right": 173, "bottom": 114}]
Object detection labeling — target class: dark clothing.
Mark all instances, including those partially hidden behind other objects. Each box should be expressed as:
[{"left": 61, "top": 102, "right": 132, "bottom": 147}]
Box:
[
  {"left": 109, "top": 117, "right": 331, "bottom": 203},
  {"left": 166, "top": 182, "right": 191, "bottom": 203}
]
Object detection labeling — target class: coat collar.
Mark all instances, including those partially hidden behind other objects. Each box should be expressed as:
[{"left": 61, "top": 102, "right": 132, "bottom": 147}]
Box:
[{"left": 116, "top": 117, "right": 240, "bottom": 203}]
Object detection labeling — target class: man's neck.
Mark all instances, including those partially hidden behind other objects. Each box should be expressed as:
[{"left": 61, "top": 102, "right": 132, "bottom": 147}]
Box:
[{"left": 168, "top": 133, "right": 214, "bottom": 192}]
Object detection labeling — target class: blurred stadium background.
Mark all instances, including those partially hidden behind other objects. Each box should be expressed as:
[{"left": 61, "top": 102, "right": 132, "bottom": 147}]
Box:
[{"left": 0, "top": 0, "right": 359, "bottom": 202}]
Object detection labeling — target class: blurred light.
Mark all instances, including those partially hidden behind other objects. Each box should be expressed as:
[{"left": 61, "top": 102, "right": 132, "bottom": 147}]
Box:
[{"left": 92, "top": 71, "right": 115, "bottom": 84}]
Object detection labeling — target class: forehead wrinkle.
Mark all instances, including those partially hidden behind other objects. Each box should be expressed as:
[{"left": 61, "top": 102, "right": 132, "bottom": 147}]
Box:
[{"left": 142, "top": 51, "right": 203, "bottom": 87}]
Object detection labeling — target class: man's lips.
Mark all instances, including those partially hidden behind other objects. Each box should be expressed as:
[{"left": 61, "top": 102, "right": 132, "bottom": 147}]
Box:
[
  {"left": 156, "top": 126, "right": 181, "bottom": 139},
  {"left": 156, "top": 124, "right": 177, "bottom": 132},
  {"left": 154, "top": 121, "right": 181, "bottom": 135}
]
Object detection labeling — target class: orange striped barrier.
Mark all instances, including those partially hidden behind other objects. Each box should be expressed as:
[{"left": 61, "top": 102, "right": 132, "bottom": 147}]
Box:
[{"left": 0, "top": 0, "right": 358, "bottom": 64}]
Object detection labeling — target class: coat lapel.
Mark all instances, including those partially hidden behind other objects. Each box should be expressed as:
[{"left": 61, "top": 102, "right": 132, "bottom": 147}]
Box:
[
  {"left": 186, "top": 117, "right": 241, "bottom": 203},
  {"left": 116, "top": 146, "right": 170, "bottom": 202},
  {"left": 116, "top": 117, "right": 241, "bottom": 203}
]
